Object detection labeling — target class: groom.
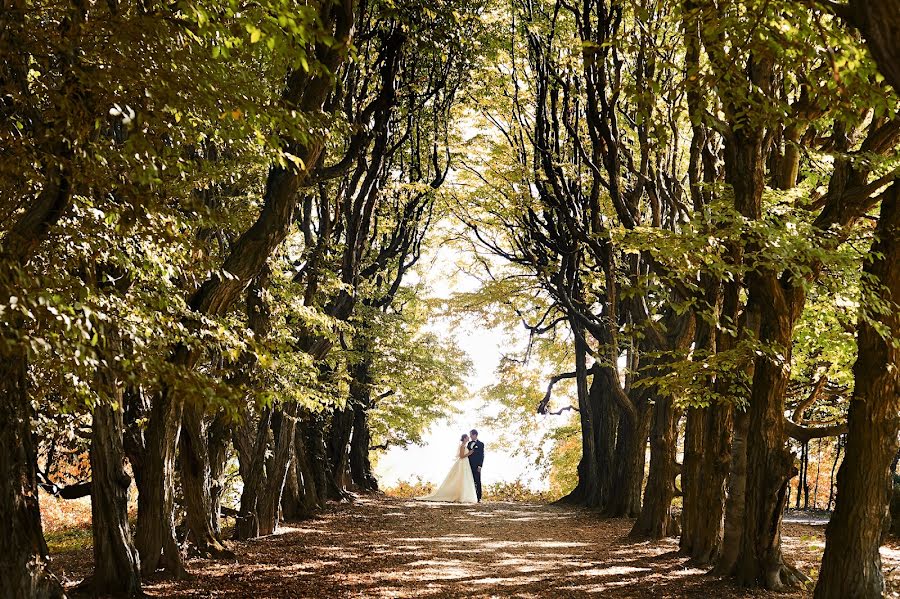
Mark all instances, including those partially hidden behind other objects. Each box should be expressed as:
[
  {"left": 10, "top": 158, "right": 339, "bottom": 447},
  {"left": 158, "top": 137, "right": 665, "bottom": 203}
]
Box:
[{"left": 467, "top": 429, "right": 485, "bottom": 502}]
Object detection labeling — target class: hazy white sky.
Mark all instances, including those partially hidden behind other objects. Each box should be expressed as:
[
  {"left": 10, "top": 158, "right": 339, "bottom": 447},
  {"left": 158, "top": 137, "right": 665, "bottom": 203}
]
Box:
[{"left": 374, "top": 234, "right": 565, "bottom": 490}]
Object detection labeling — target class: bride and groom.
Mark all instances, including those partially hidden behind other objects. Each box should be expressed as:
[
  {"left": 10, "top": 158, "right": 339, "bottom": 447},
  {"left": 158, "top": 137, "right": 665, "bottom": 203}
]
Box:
[{"left": 418, "top": 429, "right": 484, "bottom": 503}]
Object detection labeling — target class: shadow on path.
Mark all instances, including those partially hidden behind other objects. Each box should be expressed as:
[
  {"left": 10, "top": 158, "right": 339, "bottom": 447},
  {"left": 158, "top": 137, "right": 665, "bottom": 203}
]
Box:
[{"left": 120, "top": 498, "right": 899, "bottom": 597}]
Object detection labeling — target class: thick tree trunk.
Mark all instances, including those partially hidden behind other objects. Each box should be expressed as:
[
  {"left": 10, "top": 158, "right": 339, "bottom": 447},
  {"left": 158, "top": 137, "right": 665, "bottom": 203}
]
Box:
[
  {"left": 258, "top": 404, "right": 299, "bottom": 535},
  {"left": 349, "top": 404, "right": 379, "bottom": 492},
  {"left": 681, "top": 402, "right": 733, "bottom": 564},
  {"left": 135, "top": 378, "right": 187, "bottom": 577},
  {"left": 714, "top": 409, "right": 749, "bottom": 575},
  {"left": 326, "top": 407, "right": 354, "bottom": 493},
  {"left": 234, "top": 407, "right": 272, "bottom": 540},
  {"left": 306, "top": 413, "right": 345, "bottom": 502},
  {"left": 815, "top": 183, "right": 900, "bottom": 599},
  {"left": 734, "top": 284, "right": 805, "bottom": 589},
  {"left": 847, "top": 0, "right": 900, "bottom": 92},
  {"left": 608, "top": 402, "right": 650, "bottom": 517},
  {"left": 292, "top": 417, "right": 324, "bottom": 516},
  {"left": 0, "top": 67, "right": 72, "bottom": 594},
  {"left": 591, "top": 366, "right": 619, "bottom": 511},
  {"left": 0, "top": 350, "right": 66, "bottom": 598},
  {"left": 630, "top": 394, "right": 680, "bottom": 538},
  {"left": 630, "top": 311, "right": 693, "bottom": 538},
  {"left": 346, "top": 356, "right": 378, "bottom": 493},
  {"left": 88, "top": 401, "right": 142, "bottom": 597},
  {"left": 179, "top": 403, "right": 230, "bottom": 556}
]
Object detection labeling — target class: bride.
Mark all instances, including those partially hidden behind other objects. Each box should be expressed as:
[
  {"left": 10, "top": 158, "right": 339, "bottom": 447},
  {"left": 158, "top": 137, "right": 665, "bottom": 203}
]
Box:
[{"left": 417, "top": 434, "right": 478, "bottom": 503}]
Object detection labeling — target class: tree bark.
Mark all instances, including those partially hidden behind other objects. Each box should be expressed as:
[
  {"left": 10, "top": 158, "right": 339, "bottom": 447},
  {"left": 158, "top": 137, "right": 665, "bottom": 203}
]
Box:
[
  {"left": 591, "top": 365, "right": 619, "bottom": 511},
  {"left": 735, "top": 281, "right": 805, "bottom": 589},
  {"left": 349, "top": 405, "right": 379, "bottom": 492},
  {"left": 179, "top": 402, "right": 230, "bottom": 556},
  {"left": 681, "top": 402, "right": 733, "bottom": 564},
  {"left": 88, "top": 401, "right": 142, "bottom": 597},
  {"left": 326, "top": 407, "right": 354, "bottom": 493},
  {"left": 630, "top": 393, "right": 680, "bottom": 538},
  {"left": 258, "top": 404, "right": 299, "bottom": 535},
  {"left": 234, "top": 407, "right": 272, "bottom": 540},
  {"left": 846, "top": 0, "right": 900, "bottom": 92},
  {"left": 207, "top": 412, "right": 230, "bottom": 538},
  {"left": 608, "top": 401, "right": 651, "bottom": 517},
  {"left": 0, "top": 348, "right": 66, "bottom": 599},
  {"left": 815, "top": 183, "right": 900, "bottom": 599},
  {"left": 135, "top": 374, "right": 188, "bottom": 577},
  {"left": 348, "top": 357, "right": 379, "bottom": 493},
  {"left": 556, "top": 324, "right": 601, "bottom": 508}
]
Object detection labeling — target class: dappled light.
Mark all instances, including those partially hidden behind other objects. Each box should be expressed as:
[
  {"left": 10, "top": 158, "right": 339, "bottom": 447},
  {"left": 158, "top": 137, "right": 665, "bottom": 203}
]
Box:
[
  {"left": 2, "top": 0, "right": 899, "bottom": 596},
  {"left": 46, "top": 498, "right": 900, "bottom": 597}
]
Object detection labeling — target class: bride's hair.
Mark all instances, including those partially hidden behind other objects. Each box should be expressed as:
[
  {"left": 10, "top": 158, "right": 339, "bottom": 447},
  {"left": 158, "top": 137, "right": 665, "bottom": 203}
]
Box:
[{"left": 460, "top": 433, "right": 468, "bottom": 442}]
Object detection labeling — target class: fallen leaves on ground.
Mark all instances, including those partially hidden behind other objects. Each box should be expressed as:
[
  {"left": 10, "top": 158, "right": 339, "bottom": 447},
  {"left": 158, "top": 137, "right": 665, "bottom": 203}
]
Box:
[{"left": 52, "top": 497, "right": 900, "bottom": 598}]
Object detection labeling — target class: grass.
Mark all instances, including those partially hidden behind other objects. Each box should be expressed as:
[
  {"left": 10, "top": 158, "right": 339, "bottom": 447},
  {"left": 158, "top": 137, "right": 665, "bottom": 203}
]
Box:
[{"left": 46, "top": 526, "right": 93, "bottom": 554}]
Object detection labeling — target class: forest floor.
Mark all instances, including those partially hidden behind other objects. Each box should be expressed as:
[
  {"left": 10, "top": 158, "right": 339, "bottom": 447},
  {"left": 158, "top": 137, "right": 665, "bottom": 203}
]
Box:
[{"left": 52, "top": 497, "right": 900, "bottom": 598}]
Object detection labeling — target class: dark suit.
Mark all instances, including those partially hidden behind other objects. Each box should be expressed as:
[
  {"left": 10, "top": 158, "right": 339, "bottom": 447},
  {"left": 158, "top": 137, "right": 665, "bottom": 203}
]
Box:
[{"left": 467, "top": 440, "right": 484, "bottom": 501}]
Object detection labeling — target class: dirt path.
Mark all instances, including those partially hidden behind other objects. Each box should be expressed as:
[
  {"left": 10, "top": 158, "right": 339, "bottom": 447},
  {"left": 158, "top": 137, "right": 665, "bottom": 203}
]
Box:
[
  {"left": 52, "top": 497, "right": 900, "bottom": 597},
  {"left": 113, "top": 497, "right": 895, "bottom": 598}
]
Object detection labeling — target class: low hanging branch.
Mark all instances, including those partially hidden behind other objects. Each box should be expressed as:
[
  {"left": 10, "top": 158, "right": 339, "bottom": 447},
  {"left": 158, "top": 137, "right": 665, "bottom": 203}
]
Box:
[
  {"left": 784, "top": 418, "right": 848, "bottom": 443},
  {"left": 546, "top": 405, "right": 580, "bottom": 416},
  {"left": 536, "top": 371, "right": 579, "bottom": 415},
  {"left": 792, "top": 374, "right": 828, "bottom": 422}
]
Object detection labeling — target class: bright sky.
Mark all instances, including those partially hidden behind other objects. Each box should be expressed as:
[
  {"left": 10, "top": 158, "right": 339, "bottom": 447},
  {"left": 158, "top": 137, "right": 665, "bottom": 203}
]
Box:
[{"left": 374, "top": 232, "right": 562, "bottom": 490}]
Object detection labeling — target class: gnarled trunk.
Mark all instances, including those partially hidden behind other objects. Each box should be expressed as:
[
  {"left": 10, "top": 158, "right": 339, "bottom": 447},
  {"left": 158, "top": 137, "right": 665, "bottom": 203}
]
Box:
[
  {"left": 557, "top": 326, "right": 601, "bottom": 508},
  {"left": 179, "top": 402, "right": 230, "bottom": 556},
  {"left": 815, "top": 184, "right": 900, "bottom": 599},
  {"left": 135, "top": 377, "right": 187, "bottom": 577},
  {"left": 0, "top": 349, "right": 65, "bottom": 598},
  {"left": 681, "top": 402, "right": 733, "bottom": 564},
  {"left": 234, "top": 407, "right": 272, "bottom": 540},
  {"left": 734, "top": 284, "right": 805, "bottom": 589},
  {"left": 608, "top": 401, "right": 650, "bottom": 517},
  {"left": 631, "top": 394, "right": 680, "bottom": 538},
  {"left": 88, "top": 401, "right": 142, "bottom": 596},
  {"left": 591, "top": 366, "right": 619, "bottom": 511},
  {"left": 258, "top": 404, "right": 299, "bottom": 535}
]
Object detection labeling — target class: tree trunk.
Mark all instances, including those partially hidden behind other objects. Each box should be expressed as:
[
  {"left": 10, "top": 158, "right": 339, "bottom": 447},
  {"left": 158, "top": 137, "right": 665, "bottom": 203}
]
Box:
[
  {"left": 288, "top": 417, "right": 323, "bottom": 518},
  {"left": 714, "top": 409, "right": 749, "bottom": 576},
  {"left": 258, "top": 404, "right": 299, "bottom": 535},
  {"left": 0, "top": 349, "right": 66, "bottom": 598},
  {"left": 815, "top": 183, "right": 900, "bottom": 599},
  {"left": 88, "top": 401, "right": 142, "bottom": 597},
  {"left": 207, "top": 413, "right": 230, "bottom": 538},
  {"left": 631, "top": 394, "right": 680, "bottom": 538},
  {"left": 734, "top": 283, "right": 805, "bottom": 589},
  {"left": 0, "top": 69, "right": 72, "bottom": 594},
  {"left": 608, "top": 401, "right": 650, "bottom": 517},
  {"left": 135, "top": 376, "right": 187, "bottom": 577},
  {"left": 681, "top": 402, "right": 733, "bottom": 564},
  {"left": 349, "top": 404, "right": 379, "bottom": 493},
  {"left": 234, "top": 407, "right": 272, "bottom": 540},
  {"left": 591, "top": 366, "right": 619, "bottom": 511},
  {"left": 306, "top": 413, "right": 345, "bottom": 502},
  {"left": 326, "top": 407, "right": 354, "bottom": 493},
  {"left": 179, "top": 402, "right": 230, "bottom": 556},
  {"left": 557, "top": 325, "right": 600, "bottom": 508}
]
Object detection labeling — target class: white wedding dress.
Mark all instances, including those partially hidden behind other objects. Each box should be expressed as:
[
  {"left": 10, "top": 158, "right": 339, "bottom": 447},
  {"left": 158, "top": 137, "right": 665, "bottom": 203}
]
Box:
[{"left": 416, "top": 442, "right": 478, "bottom": 503}]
